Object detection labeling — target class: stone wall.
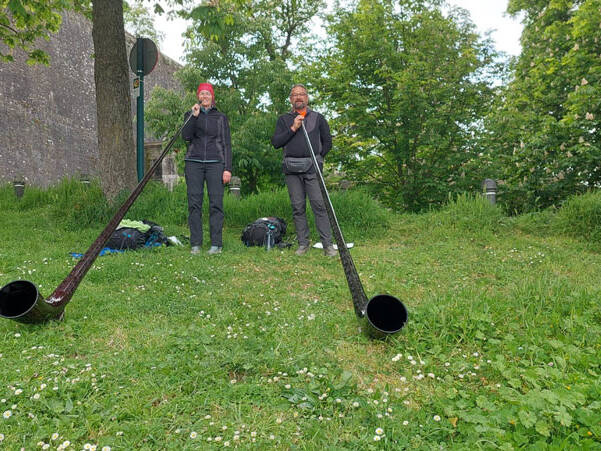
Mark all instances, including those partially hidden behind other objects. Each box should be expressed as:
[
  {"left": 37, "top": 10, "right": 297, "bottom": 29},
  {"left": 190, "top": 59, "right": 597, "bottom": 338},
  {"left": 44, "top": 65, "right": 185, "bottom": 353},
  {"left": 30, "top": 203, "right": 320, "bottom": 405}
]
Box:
[{"left": 0, "top": 11, "right": 182, "bottom": 187}]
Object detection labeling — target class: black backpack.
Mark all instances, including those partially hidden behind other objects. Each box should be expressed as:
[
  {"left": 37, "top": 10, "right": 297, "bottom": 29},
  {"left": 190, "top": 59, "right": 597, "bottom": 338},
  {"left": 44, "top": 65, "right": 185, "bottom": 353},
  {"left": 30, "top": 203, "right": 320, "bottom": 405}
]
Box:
[
  {"left": 106, "top": 220, "right": 169, "bottom": 250},
  {"left": 241, "top": 217, "right": 287, "bottom": 247}
]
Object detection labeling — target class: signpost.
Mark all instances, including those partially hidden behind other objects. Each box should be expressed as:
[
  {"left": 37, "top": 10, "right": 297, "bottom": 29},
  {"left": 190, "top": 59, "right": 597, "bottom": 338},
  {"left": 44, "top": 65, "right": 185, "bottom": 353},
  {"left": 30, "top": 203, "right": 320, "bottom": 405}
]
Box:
[{"left": 129, "top": 38, "right": 158, "bottom": 182}]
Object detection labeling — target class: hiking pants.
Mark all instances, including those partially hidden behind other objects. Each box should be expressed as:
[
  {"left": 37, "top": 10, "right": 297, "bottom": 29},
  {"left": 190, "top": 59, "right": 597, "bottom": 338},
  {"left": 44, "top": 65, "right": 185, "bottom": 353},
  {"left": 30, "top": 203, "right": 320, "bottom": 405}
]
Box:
[
  {"left": 185, "top": 161, "right": 224, "bottom": 247},
  {"left": 285, "top": 172, "right": 332, "bottom": 247}
]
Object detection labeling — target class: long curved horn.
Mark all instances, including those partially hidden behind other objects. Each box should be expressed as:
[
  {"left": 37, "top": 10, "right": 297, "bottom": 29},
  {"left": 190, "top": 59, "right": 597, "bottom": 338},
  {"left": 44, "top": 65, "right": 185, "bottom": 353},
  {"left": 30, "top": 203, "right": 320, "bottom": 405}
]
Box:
[
  {"left": 300, "top": 122, "right": 408, "bottom": 338},
  {"left": 0, "top": 114, "right": 193, "bottom": 324}
]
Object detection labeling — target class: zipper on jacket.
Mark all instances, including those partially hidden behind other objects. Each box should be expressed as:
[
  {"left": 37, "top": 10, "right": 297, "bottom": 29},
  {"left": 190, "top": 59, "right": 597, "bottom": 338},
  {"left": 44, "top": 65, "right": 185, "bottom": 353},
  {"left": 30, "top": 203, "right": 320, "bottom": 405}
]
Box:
[{"left": 203, "top": 114, "right": 208, "bottom": 161}]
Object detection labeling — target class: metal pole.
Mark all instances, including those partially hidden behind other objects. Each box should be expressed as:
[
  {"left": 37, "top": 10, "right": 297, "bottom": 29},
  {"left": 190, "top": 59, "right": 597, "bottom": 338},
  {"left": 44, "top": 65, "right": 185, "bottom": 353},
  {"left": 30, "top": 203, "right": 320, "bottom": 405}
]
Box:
[{"left": 136, "top": 37, "right": 145, "bottom": 182}]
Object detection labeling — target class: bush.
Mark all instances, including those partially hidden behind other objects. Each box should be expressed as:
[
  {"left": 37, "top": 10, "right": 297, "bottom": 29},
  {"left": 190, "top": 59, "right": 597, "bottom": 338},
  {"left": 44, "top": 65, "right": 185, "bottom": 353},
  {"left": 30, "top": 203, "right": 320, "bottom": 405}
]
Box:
[
  {"left": 424, "top": 193, "right": 505, "bottom": 235},
  {"left": 554, "top": 190, "right": 601, "bottom": 243}
]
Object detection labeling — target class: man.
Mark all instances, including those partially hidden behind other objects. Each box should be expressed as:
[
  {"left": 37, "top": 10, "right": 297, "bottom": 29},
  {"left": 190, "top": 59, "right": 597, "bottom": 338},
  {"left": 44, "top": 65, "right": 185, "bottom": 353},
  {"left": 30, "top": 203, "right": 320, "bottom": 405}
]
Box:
[{"left": 271, "top": 84, "right": 336, "bottom": 257}]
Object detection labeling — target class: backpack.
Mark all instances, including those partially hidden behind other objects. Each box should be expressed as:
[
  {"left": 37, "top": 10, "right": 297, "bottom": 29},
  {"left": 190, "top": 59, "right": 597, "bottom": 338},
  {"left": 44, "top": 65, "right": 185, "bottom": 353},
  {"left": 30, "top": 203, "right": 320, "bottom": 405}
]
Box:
[
  {"left": 241, "top": 217, "right": 287, "bottom": 248},
  {"left": 105, "top": 220, "right": 169, "bottom": 250}
]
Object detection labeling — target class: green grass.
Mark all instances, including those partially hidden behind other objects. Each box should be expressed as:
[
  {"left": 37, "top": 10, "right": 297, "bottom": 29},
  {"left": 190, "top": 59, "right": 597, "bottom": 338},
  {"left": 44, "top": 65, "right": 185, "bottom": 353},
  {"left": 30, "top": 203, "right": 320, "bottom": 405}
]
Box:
[{"left": 1, "top": 185, "right": 601, "bottom": 449}]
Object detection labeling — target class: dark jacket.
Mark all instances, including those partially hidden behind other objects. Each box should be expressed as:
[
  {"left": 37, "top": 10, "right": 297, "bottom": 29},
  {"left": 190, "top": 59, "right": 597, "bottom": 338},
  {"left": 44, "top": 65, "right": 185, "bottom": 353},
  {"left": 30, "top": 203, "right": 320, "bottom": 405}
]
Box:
[
  {"left": 182, "top": 108, "right": 232, "bottom": 172},
  {"left": 271, "top": 109, "right": 332, "bottom": 163}
]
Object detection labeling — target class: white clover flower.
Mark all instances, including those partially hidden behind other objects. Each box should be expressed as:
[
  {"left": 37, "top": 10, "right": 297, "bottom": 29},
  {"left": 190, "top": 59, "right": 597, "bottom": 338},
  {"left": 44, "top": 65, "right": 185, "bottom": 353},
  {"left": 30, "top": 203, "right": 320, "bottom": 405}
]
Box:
[
  {"left": 116, "top": 431, "right": 123, "bottom": 436},
  {"left": 433, "top": 415, "right": 441, "bottom": 422},
  {"left": 190, "top": 431, "right": 197, "bottom": 439},
  {"left": 51, "top": 433, "right": 59, "bottom": 440},
  {"left": 352, "top": 401, "right": 359, "bottom": 408},
  {"left": 335, "top": 398, "right": 342, "bottom": 403},
  {"left": 428, "top": 373, "right": 435, "bottom": 379},
  {"left": 400, "top": 376, "right": 407, "bottom": 382},
  {"left": 224, "top": 441, "right": 230, "bottom": 447},
  {"left": 62, "top": 441, "right": 70, "bottom": 448},
  {"left": 14, "top": 389, "right": 22, "bottom": 395},
  {"left": 375, "top": 427, "right": 384, "bottom": 435},
  {"left": 230, "top": 379, "right": 237, "bottom": 384},
  {"left": 276, "top": 418, "right": 282, "bottom": 424},
  {"left": 205, "top": 414, "right": 211, "bottom": 419},
  {"left": 373, "top": 435, "right": 381, "bottom": 441},
  {"left": 0, "top": 433, "right": 4, "bottom": 441},
  {"left": 214, "top": 436, "right": 222, "bottom": 442},
  {"left": 250, "top": 431, "right": 257, "bottom": 437},
  {"left": 102, "top": 447, "right": 111, "bottom": 451},
  {"left": 285, "top": 384, "right": 291, "bottom": 389},
  {"left": 33, "top": 393, "right": 40, "bottom": 400},
  {"left": 42, "top": 444, "right": 50, "bottom": 450},
  {"left": 403, "top": 420, "right": 409, "bottom": 425},
  {"left": 3, "top": 410, "right": 11, "bottom": 419},
  {"left": 269, "top": 434, "right": 275, "bottom": 440},
  {"left": 14, "top": 333, "right": 21, "bottom": 338},
  {"left": 84, "top": 444, "right": 92, "bottom": 450}
]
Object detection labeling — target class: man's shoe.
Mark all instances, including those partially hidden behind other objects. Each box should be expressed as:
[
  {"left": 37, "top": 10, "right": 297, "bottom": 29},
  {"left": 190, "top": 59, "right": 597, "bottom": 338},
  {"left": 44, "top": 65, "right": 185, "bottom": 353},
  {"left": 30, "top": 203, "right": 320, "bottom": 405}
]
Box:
[
  {"left": 207, "top": 246, "right": 222, "bottom": 255},
  {"left": 191, "top": 246, "right": 201, "bottom": 255},
  {"left": 324, "top": 245, "right": 337, "bottom": 257},
  {"left": 295, "top": 245, "right": 310, "bottom": 256}
]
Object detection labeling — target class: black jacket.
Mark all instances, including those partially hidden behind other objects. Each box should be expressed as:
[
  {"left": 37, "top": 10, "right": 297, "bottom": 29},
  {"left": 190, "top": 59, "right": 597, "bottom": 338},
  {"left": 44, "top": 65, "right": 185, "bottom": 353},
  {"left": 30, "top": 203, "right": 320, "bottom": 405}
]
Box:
[
  {"left": 271, "top": 109, "right": 332, "bottom": 160},
  {"left": 182, "top": 108, "right": 232, "bottom": 172}
]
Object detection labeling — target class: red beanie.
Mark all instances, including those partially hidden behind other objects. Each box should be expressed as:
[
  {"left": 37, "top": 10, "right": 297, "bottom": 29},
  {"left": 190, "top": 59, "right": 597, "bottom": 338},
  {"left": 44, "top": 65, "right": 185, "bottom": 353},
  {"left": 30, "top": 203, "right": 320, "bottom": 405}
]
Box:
[{"left": 197, "top": 82, "right": 215, "bottom": 101}]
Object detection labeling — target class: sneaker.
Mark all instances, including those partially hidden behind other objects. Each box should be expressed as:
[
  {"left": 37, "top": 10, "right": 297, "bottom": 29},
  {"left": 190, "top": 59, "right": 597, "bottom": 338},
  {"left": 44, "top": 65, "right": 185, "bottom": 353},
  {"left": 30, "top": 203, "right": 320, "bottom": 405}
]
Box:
[
  {"left": 295, "top": 245, "right": 310, "bottom": 256},
  {"left": 191, "top": 245, "right": 201, "bottom": 255},
  {"left": 207, "top": 246, "right": 222, "bottom": 255},
  {"left": 323, "top": 245, "right": 337, "bottom": 257}
]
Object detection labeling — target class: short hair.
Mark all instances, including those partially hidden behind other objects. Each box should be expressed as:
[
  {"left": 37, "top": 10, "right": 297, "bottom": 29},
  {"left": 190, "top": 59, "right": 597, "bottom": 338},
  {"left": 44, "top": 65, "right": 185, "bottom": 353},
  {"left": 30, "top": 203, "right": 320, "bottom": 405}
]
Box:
[{"left": 289, "top": 84, "right": 308, "bottom": 97}]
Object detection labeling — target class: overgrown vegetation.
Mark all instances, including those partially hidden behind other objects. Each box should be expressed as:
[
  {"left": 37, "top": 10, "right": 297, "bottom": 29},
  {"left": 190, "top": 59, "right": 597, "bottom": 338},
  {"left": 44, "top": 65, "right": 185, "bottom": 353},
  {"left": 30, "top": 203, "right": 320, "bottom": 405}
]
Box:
[{"left": 1, "top": 187, "right": 601, "bottom": 449}]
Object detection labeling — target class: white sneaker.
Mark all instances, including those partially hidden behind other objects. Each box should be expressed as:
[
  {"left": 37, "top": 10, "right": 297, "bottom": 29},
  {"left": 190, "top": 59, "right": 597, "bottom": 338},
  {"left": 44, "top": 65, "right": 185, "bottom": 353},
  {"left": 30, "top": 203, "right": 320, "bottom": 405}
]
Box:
[
  {"left": 191, "top": 246, "right": 201, "bottom": 255},
  {"left": 207, "top": 246, "right": 222, "bottom": 255}
]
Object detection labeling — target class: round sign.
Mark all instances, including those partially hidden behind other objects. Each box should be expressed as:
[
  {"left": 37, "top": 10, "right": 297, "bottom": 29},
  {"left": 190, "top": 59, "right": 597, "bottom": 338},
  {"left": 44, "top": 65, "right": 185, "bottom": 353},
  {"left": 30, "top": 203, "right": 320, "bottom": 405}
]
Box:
[{"left": 129, "top": 38, "right": 158, "bottom": 76}]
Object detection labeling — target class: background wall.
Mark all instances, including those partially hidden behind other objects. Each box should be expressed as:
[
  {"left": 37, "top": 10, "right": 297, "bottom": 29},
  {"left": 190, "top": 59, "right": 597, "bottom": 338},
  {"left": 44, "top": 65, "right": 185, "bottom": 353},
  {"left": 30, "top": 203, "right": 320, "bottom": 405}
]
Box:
[{"left": 0, "top": 11, "right": 181, "bottom": 186}]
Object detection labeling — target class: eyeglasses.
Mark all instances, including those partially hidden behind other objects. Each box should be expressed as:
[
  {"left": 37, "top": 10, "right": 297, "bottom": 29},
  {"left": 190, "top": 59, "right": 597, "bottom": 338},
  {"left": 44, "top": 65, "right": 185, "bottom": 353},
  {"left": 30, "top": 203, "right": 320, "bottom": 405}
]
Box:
[{"left": 290, "top": 92, "right": 307, "bottom": 98}]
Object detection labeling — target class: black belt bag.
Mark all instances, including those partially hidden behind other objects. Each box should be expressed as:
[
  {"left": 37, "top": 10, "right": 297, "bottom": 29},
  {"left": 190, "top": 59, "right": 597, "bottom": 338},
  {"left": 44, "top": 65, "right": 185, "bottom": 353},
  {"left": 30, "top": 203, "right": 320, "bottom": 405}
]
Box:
[{"left": 283, "top": 157, "right": 313, "bottom": 174}]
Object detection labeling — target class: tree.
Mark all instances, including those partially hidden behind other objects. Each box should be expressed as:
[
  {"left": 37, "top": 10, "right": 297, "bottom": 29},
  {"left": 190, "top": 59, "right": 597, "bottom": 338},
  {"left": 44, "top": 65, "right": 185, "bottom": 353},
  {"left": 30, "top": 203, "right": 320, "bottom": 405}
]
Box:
[
  {"left": 315, "top": 0, "right": 498, "bottom": 211},
  {"left": 485, "top": 0, "right": 601, "bottom": 212},
  {"left": 146, "top": 0, "right": 326, "bottom": 193},
  {"left": 123, "top": 0, "right": 164, "bottom": 43},
  {"left": 92, "top": 0, "right": 136, "bottom": 199},
  {"left": 1, "top": 0, "right": 87, "bottom": 64}
]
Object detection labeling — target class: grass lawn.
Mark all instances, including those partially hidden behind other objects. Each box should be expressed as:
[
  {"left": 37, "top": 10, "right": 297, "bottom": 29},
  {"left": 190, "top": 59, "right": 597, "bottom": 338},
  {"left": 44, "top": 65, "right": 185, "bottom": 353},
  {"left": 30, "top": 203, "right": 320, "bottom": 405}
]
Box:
[{"left": 1, "top": 184, "right": 600, "bottom": 449}]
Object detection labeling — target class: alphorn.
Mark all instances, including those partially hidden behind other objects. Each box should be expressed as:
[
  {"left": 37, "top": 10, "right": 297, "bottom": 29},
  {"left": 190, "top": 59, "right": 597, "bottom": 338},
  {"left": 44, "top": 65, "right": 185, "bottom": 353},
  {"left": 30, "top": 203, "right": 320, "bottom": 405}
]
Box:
[
  {"left": 300, "top": 122, "right": 408, "bottom": 338},
  {"left": 0, "top": 114, "right": 193, "bottom": 323}
]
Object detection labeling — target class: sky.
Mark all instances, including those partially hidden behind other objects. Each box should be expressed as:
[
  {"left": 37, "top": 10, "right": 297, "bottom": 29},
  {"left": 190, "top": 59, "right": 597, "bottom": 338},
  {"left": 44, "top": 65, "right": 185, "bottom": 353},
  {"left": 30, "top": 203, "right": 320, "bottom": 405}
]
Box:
[{"left": 153, "top": 0, "right": 524, "bottom": 64}]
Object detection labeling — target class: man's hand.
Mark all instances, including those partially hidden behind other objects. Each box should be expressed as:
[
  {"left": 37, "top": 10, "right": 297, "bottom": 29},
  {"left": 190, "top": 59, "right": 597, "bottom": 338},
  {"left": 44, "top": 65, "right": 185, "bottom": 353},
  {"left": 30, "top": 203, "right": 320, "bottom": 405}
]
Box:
[
  {"left": 192, "top": 103, "right": 201, "bottom": 117},
  {"left": 290, "top": 114, "right": 304, "bottom": 132},
  {"left": 222, "top": 170, "right": 232, "bottom": 184}
]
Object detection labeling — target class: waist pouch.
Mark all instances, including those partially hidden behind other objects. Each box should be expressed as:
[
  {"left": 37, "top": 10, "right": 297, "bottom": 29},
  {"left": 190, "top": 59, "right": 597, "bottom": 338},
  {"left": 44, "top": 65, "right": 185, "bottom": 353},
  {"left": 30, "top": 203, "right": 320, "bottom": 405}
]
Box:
[{"left": 283, "top": 157, "right": 313, "bottom": 174}]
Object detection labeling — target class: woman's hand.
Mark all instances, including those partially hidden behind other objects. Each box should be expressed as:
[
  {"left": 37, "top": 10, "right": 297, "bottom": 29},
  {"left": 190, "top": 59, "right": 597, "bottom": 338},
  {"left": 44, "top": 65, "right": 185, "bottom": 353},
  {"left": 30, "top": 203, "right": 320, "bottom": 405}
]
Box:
[
  {"left": 192, "top": 103, "right": 201, "bottom": 117},
  {"left": 222, "top": 170, "right": 232, "bottom": 184}
]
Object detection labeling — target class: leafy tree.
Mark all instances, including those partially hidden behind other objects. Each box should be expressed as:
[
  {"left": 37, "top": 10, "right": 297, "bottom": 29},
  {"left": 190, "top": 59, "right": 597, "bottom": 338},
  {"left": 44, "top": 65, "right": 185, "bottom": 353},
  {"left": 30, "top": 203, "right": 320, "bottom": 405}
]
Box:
[
  {"left": 315, "top": 0, "right": 498, "bottom": 211},
  {"left": 146, "top": 0, "right": 326, "bottom": 193},
  {"left": 485, "top": 0, "right": 601, "bottom": 212},
  {"left": 123, "top": 0, "right": 164, "bottom": 43},
  {"left": 0, "top": 0, "right": 88, "bottom": 64}
]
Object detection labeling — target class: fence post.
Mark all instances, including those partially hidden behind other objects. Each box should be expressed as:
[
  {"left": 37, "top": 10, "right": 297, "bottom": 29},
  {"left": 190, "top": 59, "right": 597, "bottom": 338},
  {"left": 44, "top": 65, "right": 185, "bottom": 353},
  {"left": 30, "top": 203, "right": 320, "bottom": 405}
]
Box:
[{"left": 482, "top": 178, "right": 497, "bottom": 205}]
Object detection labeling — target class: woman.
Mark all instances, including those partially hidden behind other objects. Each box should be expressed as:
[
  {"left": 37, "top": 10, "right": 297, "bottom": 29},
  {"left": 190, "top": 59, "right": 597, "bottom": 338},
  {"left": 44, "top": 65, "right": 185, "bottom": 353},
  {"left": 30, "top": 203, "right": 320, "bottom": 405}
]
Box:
[{"left": 182, "top": 82, "right": 232, "bottom": 255}]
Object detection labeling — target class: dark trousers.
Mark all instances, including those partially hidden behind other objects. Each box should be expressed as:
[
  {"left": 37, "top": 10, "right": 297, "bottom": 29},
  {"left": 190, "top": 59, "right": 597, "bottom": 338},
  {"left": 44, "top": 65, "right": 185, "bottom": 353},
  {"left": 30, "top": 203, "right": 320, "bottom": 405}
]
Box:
[
  {"left": 285, "top": 172, "right": 332, "bottom": 247},
  {"left": 185, "top": 161, "right": 224, "bottom": 247}
]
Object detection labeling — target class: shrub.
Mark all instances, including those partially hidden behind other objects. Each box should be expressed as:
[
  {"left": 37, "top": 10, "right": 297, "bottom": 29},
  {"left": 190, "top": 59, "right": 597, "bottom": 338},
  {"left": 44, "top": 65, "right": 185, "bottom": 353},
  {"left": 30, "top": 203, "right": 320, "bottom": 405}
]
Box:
[{"left": 554, "top": 190, "right": 601, "bottom": 243}]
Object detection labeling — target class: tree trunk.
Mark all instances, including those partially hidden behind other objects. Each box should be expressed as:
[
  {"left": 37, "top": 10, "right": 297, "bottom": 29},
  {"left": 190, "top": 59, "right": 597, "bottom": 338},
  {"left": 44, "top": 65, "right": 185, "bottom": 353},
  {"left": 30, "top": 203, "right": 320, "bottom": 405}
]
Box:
[{"left": 92, "top": 0, "right": 136, "bottom": 200}]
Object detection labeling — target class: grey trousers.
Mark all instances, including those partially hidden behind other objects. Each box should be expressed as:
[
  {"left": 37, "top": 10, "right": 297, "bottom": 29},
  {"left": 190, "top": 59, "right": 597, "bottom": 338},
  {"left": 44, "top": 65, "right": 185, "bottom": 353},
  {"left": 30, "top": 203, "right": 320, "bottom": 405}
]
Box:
[
  {"left": 285, "top": 172, "right": 332, "bottom": 247},
  {"left": 185, "top": 161, "right": 224, "bottom": 247}
]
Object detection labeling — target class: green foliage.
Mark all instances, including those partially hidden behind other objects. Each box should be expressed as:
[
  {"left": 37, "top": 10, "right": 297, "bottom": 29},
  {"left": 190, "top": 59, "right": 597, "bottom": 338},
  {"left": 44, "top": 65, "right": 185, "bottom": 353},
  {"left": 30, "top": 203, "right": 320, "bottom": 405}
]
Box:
[
  {"left": 123, "top": 0, "right": 164, "bottom": 43},
  {"left": 0, "top": 0, "right": 89, "bottom": 64},
  {"left": 554, "top": 190, "right": 601, "bottom": 243},
  {"left": 485, "top": 0, "right": 601, "bottom": 213},
  {"left": 314, "top": 0, "right": 499, "bottom": 212}
]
